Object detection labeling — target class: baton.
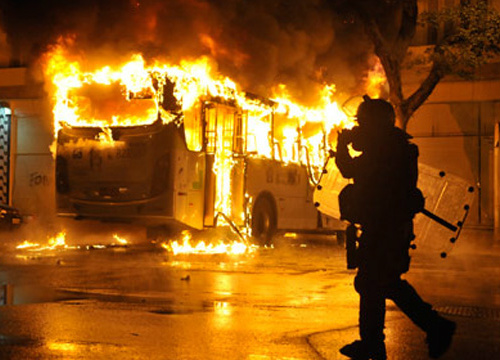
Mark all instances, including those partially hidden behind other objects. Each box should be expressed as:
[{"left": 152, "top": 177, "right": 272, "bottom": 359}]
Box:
[{"left": 421, "top": 208, "right": 457, "bottom": 232}]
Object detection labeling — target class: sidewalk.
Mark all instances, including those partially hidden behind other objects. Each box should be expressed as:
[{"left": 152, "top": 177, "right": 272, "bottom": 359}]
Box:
[
  {"left": 308, "top": 307, "right": 500, "bottom": 360},
  {"left": 307, "top": 228, "right": 500, "bottom": 360}
]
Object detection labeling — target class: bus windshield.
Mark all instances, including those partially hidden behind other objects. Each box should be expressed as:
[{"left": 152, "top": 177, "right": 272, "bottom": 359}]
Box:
[{"left": 68, "top": 82, "right": 158, "bottom": 128}]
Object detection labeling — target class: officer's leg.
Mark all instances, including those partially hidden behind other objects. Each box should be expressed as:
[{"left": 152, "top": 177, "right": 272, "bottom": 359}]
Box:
[
  {"left": 387, "top": 279, "right": 456, "bottom": 358},
  {"left": 387, "top": 279, "right": 437, "bottom": 331},
  {"left": 355, "top": 274, "right": 386, "bottom": 345},
  {"left": 340, "top": 272, "right": 387, "bottom": 359}
]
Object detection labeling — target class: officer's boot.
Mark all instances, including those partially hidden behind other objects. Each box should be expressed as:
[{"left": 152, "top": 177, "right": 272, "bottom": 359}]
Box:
[
  {"left": 426, "top": 315, "right": 456, "bottom": 358},
  {"left": 340, "top": 340, "right": 387, "bottom": 360}
]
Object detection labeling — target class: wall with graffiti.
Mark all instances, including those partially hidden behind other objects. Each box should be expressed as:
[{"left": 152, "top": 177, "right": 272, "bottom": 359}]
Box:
[{"left": 9, "top": 99, "right": 55, "bottom": 220}]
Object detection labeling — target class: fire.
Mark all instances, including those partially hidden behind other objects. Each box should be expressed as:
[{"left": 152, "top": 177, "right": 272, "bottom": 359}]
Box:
[
  {"left": 16, "top": 240, "right": 40, "bottom": 249},
  {"left": 365, "top": 58, "right": 388, "bottom": 99},
  {"left": 48, "top": 231, "right": 68, "bottom": 248},
  {"left": 43, "top": 42, "right": 354, "bottom": 159},
  {"left": 16, "top": 231, "right": 73, "bottom": 251},
  {"left": 96, "top": 127, "right": 115, "bottom": 146},
  {"left": 271, "top": 84, "right": 353, "bottom": 164},
  {"left": 15, "top": 232, "right": 130, "bottom": 252},
  {"left": 112, "top": 234, "right": 128, "bottom": 245},
  {"left": 162, "top": 231, "right": 256, "bottom": 256}
]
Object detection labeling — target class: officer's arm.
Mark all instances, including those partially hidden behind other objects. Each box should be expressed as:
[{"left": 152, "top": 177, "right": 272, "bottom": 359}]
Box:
[{"left": 335, "top": 131, "right": 357, "bottom": 179}]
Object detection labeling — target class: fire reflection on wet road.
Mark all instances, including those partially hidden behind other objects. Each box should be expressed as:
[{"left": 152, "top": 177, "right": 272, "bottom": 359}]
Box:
[
  {"left": 0, "top": 232, "right": 499, "bottom": 359},
  {"left": 0, "top": 237, "right": 354, "bottom": 359}
]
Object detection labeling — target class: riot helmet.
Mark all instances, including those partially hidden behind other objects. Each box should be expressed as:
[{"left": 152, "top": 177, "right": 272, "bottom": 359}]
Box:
[{"left": 356, "top": 95, "right": 395, "bottom": 130}]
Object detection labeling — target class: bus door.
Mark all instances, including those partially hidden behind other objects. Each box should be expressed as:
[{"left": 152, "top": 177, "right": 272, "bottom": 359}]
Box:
[
  {"left": 177, "top": 103, "right": 206, "bottom": 230},
  {"left": 203, "top": 103, "right": 240, "bottom": 227},
  {"left": 231, "top": 111, "right": 246, "bottom": 226},
  {"left": 204, "top": 103, "right": 217, "bottom": 227}
]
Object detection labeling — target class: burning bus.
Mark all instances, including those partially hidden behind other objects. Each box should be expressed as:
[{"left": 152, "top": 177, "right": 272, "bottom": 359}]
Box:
[{"left": 46, "top": 50, "right": 353, "bottom": 244}]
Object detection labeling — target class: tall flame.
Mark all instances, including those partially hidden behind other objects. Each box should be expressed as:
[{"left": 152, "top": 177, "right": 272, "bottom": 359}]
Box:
[{"left": 43, "top": 42, "right": 354, "bottom": 156}]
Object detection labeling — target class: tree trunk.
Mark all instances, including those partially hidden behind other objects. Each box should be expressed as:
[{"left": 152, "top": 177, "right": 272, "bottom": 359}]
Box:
[
  {"left": 358, "top": 1, "right": 418, "bottom": 129},
  {"left": 395, "top": 62, "right": 445, "bottom": 130}
]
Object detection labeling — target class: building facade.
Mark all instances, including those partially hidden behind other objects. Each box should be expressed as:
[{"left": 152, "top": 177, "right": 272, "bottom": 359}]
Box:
[
  {"left": 0, "top": 68, "right": 55, "bottom": 227},
  {"left": 406, "top": 0, "right": 500, "bottom": 233}
]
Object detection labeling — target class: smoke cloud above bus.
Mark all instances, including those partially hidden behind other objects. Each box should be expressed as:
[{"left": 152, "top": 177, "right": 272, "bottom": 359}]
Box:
[{"left": 0, "top": 0, "right": 373, "bottom": 103}]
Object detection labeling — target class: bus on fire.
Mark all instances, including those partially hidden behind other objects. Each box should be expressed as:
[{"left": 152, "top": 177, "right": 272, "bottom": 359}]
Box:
[{"left": 52, "top": 56, "right": 347, "bottom": 244}]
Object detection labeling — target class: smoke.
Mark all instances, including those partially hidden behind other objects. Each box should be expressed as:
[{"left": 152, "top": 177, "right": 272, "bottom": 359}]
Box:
[{"left": 0, "top": 0, "right": 373, "bottom": 103}]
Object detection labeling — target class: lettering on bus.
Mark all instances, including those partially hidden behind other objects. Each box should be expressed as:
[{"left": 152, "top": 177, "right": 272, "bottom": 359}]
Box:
[
  {"left": 89, "top": 148, "right": 103, "bottom": 171},
  {"left": 116, "top": 145, "right": 146, "bottom": 159},
  {"left": 287, "top": 168, "right": 299, "bottom": 185},
  {"left": 30, "top": 172, "right": 49, "bottom": 187},
  {"left": 72, "top": 149, "right": 83, "bottom": 159},
  {"left": 275, "top": 168, "right": 299, "bottom": 185}
]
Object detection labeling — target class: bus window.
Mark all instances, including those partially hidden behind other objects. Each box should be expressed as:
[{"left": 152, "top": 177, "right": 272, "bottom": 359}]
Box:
[
  {"left": 204, "top": 104, "right": 237, "bottom": 155},
  {"left": 274, "top": 113, "right": 299, "bottom": 163},
  {"left": 184, "top": 104, "right": 203, "bottom": 151},
  {"left": 220, "top": 107, "right": 235, "bottom": 152},
  {"left": 205, "top": 105, "right": 217, "bottom": 154},
  {"left": 246, "top": 113, "right": 272, "bottom": 158},
  {"left": 233, "top": 112, "right": 245, "bottom": 155}
]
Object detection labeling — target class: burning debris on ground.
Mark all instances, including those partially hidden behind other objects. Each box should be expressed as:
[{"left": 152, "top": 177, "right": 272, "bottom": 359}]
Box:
[
  {"left": 161, "top": 229, "right": 257, "bottom": 256},
  {"left": 14, "top": 231, "right": 130, "bottom": 254}
]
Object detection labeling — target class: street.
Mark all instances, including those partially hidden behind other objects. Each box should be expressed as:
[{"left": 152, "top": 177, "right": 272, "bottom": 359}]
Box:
[{"left": 0, "top": 227, "right": 499, "bottom": 360}]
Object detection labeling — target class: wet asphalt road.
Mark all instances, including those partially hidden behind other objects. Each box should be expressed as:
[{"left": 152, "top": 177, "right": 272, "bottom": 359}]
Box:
[{"left": 0, "top": 230, "right": 499, "bottom": 360}]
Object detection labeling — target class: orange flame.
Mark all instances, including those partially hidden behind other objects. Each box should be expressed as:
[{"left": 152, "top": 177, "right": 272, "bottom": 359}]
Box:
[
  {"left": 43, "top": 41, "right": 354, "bottom": 154},
  {"left": 112, "top": 234, "right": 128, "bottom": 245},
  {"left": 16, "top": 231, "right": 73, "bottom": 251},
  {"left": 364, "top": 58, "right": 387, "bottom": 99},
  {"left": 161, "top": 230, "right": 257, "bottom": 256}
]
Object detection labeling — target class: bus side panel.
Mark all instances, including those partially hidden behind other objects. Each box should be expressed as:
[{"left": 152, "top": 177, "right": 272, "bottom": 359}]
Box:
[
  {"left": 172, "top": 147, "right": 206, "bottom": 230},
  {"left": 204, "top": 154, "right": 216, "bottom": 227},
  {"left": 245, "top": 158, "right": 318, "bottom": 231},
  {"left": 231, "top": 157, "right": 246, "bottom": 227}
]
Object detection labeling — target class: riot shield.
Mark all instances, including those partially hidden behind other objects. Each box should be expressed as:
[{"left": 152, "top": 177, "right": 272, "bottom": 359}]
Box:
[
  {"left": 414, "top": 163, "right": 474, "bottom": 253},
  {"left": 313, "top": 161, "right": 474, "bottom": 253},
  {"left": 313, "top": 158, "right": 349, "bottom": 220}
]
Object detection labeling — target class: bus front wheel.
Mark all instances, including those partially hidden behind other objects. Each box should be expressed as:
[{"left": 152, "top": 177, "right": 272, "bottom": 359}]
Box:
[{"left": 251, "top": 197, "right": 276, "bottom": 246}]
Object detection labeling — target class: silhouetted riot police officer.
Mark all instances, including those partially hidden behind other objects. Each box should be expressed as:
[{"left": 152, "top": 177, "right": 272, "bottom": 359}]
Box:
[{"left": 336, "top": 96, "right": 455, "bottom": 360}]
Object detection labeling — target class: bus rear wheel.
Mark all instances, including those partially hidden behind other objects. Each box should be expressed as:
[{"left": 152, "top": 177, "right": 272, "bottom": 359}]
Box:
[{"left": 251, "top": 197, "right": 276, "bottom": 246}]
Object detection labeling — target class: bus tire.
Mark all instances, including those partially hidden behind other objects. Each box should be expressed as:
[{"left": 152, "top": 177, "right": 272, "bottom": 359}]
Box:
[{"left": 251, "top": 197, "right": 277, "bottom": 246}]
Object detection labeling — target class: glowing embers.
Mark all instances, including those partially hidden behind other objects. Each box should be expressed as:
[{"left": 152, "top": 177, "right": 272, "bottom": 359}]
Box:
[{"left": 161, "top": 230, "right": 257, "bottom": 256}]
